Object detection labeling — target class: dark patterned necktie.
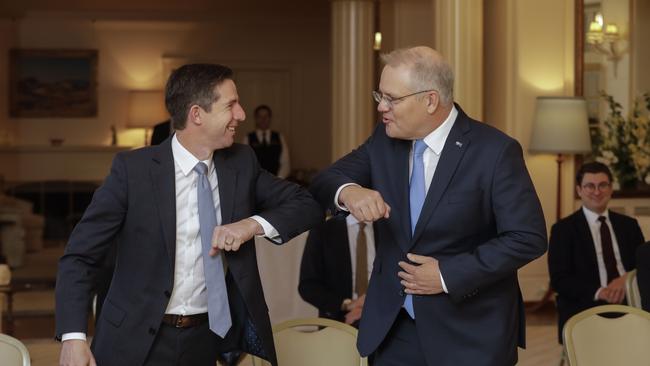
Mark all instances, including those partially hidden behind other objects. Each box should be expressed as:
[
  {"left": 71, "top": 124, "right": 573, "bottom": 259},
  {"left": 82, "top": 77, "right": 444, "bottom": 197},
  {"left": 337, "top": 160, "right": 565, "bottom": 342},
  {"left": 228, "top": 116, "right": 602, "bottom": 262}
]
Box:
[{"left": 598, "top": 216, "right": 619, "bottom": 283}]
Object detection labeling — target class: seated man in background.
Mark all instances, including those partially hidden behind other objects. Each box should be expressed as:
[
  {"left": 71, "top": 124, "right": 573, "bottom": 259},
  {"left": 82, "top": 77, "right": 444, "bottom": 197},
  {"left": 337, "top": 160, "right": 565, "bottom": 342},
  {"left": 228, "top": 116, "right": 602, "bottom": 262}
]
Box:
[
  {"left": 242, "top": 105, "right": 291, "bottom": 178},
  {"left": 299, "top": 215, "right": 375, "bottom": 326},
  {"left": 636, "top": 243, "right": 650, "bottom": 311},
  {"left": 548, "top": 162, "right": 645, "bottom": 342}
]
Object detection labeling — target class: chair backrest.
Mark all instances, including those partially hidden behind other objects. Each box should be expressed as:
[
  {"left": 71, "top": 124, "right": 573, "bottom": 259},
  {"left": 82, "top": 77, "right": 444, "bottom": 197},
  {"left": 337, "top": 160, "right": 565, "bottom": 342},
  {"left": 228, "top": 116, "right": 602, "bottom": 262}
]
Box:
[
  {"left": 563, "top": 304, "right": 650, "bottom": 366},
  {"left": 0, "top": 333, "right": 31, "bottom": 366},
  {"left": 626, "top": 269, "right": 642, "bottom": 308},
  {"left": 248, "top": 318, "right": 367, "bottom": 366}
]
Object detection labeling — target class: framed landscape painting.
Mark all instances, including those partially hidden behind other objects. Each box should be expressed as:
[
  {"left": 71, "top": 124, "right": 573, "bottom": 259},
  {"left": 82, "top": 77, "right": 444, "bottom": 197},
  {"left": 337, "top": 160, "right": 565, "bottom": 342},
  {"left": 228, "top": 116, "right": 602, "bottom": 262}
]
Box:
[{"left": 9, "top": 49, "right": 98, "bottom": 118}]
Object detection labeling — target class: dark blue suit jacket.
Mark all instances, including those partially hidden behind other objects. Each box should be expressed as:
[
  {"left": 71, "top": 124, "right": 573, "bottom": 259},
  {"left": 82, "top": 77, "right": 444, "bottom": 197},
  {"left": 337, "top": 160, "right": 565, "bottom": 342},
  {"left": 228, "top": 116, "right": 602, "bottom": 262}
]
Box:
[
  {"left": 55, "top": 138, "right": 322, "bottom": 366},
  {"left": 310, "top": 106, "right": 547, "bottom": 366}
]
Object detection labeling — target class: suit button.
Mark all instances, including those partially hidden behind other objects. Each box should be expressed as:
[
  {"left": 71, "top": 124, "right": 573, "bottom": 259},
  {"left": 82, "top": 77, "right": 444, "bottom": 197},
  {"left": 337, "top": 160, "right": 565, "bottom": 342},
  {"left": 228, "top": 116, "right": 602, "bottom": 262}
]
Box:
[
  {"left": 149, "top": 327, "right": 156, "bottom": 335},
  {"left": 399, "top": 289, "right": 405, "bottom": 297},
  {"left": 164, "top": 290, "right": 171, "bottom": 298}
]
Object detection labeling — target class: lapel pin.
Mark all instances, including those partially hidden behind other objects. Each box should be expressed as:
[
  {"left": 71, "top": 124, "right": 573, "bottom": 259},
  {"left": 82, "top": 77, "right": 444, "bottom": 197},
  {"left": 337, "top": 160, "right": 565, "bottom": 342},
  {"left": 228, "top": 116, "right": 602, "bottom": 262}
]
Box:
[{"left": 455, "top": 141, "right": 463, "bottom": 148}]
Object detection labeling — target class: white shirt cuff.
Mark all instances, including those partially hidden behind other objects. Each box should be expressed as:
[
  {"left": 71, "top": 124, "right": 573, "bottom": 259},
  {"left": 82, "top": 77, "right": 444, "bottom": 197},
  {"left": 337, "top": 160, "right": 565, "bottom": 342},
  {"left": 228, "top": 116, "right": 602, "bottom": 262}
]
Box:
[
  {"left": 594, "top": 287, "right": 603, "bottom": 301},
  {"left": 334, "top": 183, "right": 360, "bottom": 211},
  {"left": 250, "top": 215, "right": 281, "bottom": 243},
  {"left": 61, "top": 332, "right": 87, "bottom": 342},
  {"left": 439, "top": 272, "right": 448, "bottom": 293}
]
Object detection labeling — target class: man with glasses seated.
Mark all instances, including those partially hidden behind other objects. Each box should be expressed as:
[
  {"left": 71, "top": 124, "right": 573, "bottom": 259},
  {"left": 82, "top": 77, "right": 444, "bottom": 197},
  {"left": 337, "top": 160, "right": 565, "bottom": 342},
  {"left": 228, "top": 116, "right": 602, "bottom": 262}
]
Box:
[{"left": 548, "top": 161, "right": 645, "bottom": 342}]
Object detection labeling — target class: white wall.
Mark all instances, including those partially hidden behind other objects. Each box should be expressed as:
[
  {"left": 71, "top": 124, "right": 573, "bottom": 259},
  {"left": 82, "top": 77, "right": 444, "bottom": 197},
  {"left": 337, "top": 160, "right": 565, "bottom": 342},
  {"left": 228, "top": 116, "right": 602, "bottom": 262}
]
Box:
[{"left": 0, "top": 8, "right": 331, "bottom": 174}]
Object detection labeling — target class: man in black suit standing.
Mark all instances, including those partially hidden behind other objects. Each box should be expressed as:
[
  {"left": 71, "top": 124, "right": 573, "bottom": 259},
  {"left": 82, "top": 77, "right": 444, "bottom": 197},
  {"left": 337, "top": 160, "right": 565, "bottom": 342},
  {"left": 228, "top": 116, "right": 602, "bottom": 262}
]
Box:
[
  {"left": 55, "top": 64, "right": 322, "bottom": 366},
  {"left": 242, "top": 105, "right": 291, "bottom": 178},
  {"left": 299, "top": 215, "right": 375, "bottom": 326},
  {"left": 310, "top": 46, "right": 547, "bottom": 366},
  {"left": 150, "top": 119, "right": 172, "bottom": 145},
  {"left": 549, "top": 162, "right": 645, "bottom": 341}
]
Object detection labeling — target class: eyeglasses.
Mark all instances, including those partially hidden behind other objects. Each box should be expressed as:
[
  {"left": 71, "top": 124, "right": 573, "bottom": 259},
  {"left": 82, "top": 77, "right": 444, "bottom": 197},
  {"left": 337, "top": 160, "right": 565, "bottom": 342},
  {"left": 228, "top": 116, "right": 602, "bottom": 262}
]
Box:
[
  {"left": 581, "top": 182, "right": 612, "bottom": 193},
  {"left": 372, "top": 89, "right": 435, "bottom": 109}
]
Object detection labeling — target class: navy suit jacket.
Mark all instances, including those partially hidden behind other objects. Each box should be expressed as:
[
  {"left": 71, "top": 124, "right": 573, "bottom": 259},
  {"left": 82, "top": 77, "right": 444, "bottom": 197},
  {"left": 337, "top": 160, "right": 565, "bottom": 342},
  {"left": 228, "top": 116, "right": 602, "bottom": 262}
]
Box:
[
  {"left": 310, "top": 105, "right": 547, "bottom": 366},
  {"left": 55, "top": 138, "right": 323, "bottom": 366},
  {"left": 548, "top": 209, "right": 644, "bottom": 341}
]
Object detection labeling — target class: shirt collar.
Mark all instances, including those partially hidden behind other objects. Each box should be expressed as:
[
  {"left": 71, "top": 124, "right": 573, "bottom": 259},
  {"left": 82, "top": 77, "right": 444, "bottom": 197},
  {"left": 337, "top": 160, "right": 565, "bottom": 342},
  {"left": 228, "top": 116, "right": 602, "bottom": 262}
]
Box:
[
  {"left": 582, "top": 205, "right": 610, "bottom": 223},
  {"left": 420, "top": 105, "right": 458, "bottom": 155},
  {"left": 171, "top": 134, "right": 214, "bottom": 177}
]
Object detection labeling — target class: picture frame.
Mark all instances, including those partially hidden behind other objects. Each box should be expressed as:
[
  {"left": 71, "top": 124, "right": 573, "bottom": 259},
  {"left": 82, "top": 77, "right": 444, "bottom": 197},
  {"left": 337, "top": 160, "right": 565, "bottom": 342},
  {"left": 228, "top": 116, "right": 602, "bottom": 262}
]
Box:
[{"left": 9, "top": 49, "right": 98, "bottom": 118}]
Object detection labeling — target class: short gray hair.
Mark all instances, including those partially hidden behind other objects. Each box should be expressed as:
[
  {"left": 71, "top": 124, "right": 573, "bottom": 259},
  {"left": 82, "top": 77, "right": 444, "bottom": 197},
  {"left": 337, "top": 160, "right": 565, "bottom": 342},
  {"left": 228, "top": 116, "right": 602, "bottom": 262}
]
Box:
[{"left": 381, "top": 47, "right": 454, "bottom": 105}]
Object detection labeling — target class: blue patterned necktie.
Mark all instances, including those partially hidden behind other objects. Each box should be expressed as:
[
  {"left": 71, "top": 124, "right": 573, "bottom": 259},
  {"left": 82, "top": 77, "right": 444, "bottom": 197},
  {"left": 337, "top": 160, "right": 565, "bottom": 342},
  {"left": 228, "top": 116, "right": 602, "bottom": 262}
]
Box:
[
  {"left": 404, "top": 139, "right": 427, "bottom": 319},
  {"left": 194, "top": 162, "right": 232, "bottom": 337}
]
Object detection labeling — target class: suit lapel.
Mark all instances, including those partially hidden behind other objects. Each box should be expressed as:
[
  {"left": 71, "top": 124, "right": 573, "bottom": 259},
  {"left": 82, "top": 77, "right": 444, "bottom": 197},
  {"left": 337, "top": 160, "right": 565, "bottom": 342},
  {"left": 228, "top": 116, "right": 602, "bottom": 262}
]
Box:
[
  {"left": 214, "top": 150, "right": 237, "bottom": 225},
  {"left": 411, "top": 111, "right": 470, "bottom": 245},
  {"left": 574, "top": 210, "right": 600, "bottom": 270},
  {"left": 387, "top": 138, "right": 412, "bottom": 253},
  {"left": 150, "top": 139, "right": 177, "bottom": 271},
  {"left": 609, "top": 212, "right": 633, "bottom": 269},
  {"left": 334, "top": 219, "right": 353, "bottom": 296}
]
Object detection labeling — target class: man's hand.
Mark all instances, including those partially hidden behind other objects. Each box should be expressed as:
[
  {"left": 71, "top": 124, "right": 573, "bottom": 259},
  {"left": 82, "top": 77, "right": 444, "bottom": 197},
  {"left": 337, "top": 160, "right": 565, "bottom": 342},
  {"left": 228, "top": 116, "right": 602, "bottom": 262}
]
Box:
[
  {"left": 398, "top": 253, "right": 443, "bottom": 295},
  {"left": 339, "top": 186, "right": 391, "bottom": 222},
  {"left": 60, "top": 340, "right": 96, "bottom": 366},
  {"left": 211, "top": 218, "right": 263, "bottom": 255},
  {"left": 343, "top": 295, "right": 366, "bottom": 325},
  {"left": 603, "top": 274, "right": 627, "bottom": 304}
]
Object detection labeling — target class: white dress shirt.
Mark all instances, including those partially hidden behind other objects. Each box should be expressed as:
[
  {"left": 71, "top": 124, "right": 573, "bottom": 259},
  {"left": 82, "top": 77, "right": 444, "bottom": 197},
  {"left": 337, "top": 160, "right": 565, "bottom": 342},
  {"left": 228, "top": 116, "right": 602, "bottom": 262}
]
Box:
[
  {"left": 242, "top": 129, "right": 291, "bottom": 179},
  {"left": 346, "top": 215, "right": 376, "bottom": 298},
  {"left": 62, "top": 135, "right": 278, "bottom": 342},
  {"left": 581, "top": 206, "right": 626, "bottom": 300},
  {"left": 334, "top": 106, "right": 459, "bottom": 293}
]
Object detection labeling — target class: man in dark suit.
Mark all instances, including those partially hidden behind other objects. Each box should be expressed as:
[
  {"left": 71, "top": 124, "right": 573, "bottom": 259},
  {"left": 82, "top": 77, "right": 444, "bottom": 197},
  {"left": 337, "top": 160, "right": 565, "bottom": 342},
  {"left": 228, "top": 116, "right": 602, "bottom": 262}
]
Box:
[
  {"left": 242, "top": 105, "right": 291, "bottom": 178},
  {"left": 55, "top": 64, "right": 323, "bottom": 366},
  {"left": 309, "top": 46, "right": 547, "bottom": 366},
  {"left": 549, "top": 162, "right": 645, "bottom": 341},
  {"left": 299, "top": 215, "right": 375, "bottom": 325},
  {"left": 150, "top": 119, "right": 172, "bottom": 145},
  {"left": 636, "top": 243, "right": 650, "bottom": 311}
]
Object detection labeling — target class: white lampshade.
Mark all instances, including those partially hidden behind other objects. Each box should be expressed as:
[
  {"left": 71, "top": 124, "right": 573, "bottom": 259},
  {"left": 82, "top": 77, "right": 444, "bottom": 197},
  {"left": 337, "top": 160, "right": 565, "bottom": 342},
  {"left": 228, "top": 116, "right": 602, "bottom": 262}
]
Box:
[
  {"left": 127, "top": 90, "right": 168, "bottom": 128},
  {"left": 529, "top": 97, "right": 592, "bottom": 154}
]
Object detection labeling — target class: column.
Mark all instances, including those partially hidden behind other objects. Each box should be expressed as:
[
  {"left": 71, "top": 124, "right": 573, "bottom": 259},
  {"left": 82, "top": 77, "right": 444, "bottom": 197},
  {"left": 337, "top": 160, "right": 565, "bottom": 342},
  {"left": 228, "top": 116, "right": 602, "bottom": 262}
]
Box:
[
  {"left": 435, "top": 0, "right": 484, "bottom": 120},
  {"left": 331, "top": 0, "right": 375, "bottom": 161}
]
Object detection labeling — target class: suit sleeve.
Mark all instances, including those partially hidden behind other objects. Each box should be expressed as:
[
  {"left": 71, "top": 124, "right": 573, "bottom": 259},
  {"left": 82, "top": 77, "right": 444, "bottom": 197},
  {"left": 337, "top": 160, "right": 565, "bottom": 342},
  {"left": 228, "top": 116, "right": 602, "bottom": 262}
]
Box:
[
  {"left": 548, "top": 222, "right": 601, "bottom": 301},
  {"left": 247, "top": 147, "right": 324, "bottom": 243},
  {"left": 55, "top": 153, "right": 128, "bottom": 337},
  {"left": 309, "top": 135, "right": 374, "bottom": 213},
  {"left": 439, "top": 139, "right": 548, "bottom": 302},
  {"left": 298, "top": 225, "right": 346, "bottom": 318}
]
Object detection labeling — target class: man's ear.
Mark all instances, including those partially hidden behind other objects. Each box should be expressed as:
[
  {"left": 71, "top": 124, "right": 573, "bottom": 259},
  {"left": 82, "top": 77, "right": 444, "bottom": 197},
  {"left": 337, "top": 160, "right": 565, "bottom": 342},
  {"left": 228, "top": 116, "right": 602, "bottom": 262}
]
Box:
[
  {"left": 426, "top": 92, "right": 439, "bottom": 114},
  {"left": 188, "top": 105, "right": 202, "bottom": 126}
]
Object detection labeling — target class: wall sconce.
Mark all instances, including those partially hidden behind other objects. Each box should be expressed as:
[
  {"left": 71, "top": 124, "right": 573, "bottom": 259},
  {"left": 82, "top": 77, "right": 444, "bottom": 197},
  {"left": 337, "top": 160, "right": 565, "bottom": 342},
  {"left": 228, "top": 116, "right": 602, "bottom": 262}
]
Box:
[
  {"left": 127, "top": 90, "right": 168, "bottom": 146},
  {"left": 586, "top": 12, "right": 626, "bottom": 76},
  {"left": 373, "top": 32, "right": 382, "bottom": 51}
]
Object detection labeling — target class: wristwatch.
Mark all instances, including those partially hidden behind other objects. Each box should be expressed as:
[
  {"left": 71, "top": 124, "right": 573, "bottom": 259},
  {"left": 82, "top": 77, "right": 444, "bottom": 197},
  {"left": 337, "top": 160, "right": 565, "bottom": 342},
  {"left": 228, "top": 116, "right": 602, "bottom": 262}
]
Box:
[{"left": 341, "top": 298, "right": 352, "bottom": 311}]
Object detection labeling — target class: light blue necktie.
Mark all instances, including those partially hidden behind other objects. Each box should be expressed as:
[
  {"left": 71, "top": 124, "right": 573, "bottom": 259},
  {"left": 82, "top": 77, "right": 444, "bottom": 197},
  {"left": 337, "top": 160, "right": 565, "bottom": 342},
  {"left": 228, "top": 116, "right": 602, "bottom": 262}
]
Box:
[
  {"left": 194, "top": 162, "right": 232, "bottom": 337},
  {"left": 404, "top": 139, "right": 427, "bottom": 319}
]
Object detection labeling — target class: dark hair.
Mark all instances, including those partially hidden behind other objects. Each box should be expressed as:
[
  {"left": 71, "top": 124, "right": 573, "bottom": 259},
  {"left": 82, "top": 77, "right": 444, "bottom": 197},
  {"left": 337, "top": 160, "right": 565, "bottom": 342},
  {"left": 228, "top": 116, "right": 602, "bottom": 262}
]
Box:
[
  {"left": 165, "top": 64, "right": 233, "bottom": 130},
  {"left": 254, "top": 104, "right": 272, "bottom": 118},
  {"left": 576, "top": 161, "right": 613, "bottom": 185}
]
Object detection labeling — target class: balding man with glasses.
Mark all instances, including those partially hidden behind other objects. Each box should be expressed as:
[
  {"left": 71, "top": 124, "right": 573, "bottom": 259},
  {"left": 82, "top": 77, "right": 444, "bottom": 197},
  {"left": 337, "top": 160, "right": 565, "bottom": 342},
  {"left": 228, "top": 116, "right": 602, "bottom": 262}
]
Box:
[
  {"left": 310, "top": 46, "right": 547, "bottom": 366},
  {"left": 548, "top": 161, "right": 645, "bottom": 343}
]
